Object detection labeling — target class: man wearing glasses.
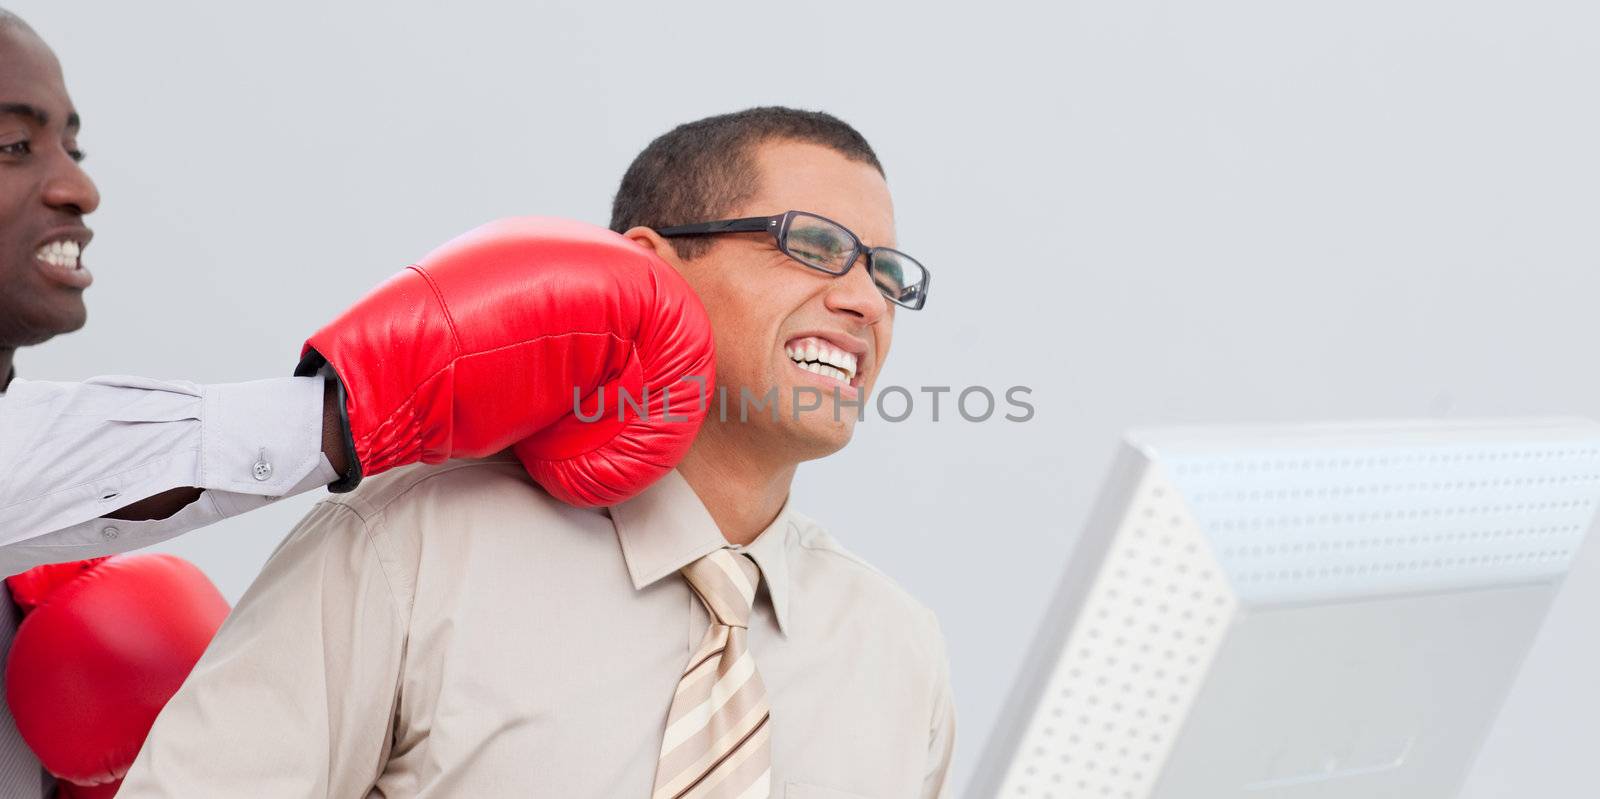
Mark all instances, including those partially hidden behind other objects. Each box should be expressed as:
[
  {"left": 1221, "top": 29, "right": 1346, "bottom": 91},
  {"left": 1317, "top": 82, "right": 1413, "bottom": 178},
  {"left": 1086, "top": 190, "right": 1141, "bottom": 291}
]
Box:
[{"left": 122, "top": 107, "right": 951, "bottom": 798}]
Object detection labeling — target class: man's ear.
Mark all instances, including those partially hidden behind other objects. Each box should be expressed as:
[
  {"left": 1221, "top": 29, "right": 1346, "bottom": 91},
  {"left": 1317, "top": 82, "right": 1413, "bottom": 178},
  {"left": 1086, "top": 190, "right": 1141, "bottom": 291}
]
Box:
[{"left": 624, "top": 226, "right": 681, "bottom": 270}]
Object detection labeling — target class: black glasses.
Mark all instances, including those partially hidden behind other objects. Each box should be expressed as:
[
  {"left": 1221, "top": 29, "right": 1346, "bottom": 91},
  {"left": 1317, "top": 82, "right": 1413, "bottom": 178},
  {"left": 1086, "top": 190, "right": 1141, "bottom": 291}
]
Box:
[{"left": 656, "top": 210, "right": 930, "bottom": 310}]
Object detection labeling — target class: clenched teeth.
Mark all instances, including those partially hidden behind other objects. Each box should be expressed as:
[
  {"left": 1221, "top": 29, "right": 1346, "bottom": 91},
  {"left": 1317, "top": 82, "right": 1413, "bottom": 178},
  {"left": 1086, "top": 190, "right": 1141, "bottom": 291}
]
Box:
[
  {"left": 800, "top": 361, "right": 850, "bottom": 382},
  {"left": 785, "top": 336, "right": 858, "bottom": 384},
  {"left": 36, "top": 240, "right": 83, "bottom": 270}
]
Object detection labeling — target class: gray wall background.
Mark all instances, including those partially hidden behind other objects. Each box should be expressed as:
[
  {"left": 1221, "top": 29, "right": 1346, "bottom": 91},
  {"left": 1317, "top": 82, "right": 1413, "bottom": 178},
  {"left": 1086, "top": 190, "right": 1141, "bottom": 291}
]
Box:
[{"left": 11, "top": 1, "right": 1598, "bottom": 794}]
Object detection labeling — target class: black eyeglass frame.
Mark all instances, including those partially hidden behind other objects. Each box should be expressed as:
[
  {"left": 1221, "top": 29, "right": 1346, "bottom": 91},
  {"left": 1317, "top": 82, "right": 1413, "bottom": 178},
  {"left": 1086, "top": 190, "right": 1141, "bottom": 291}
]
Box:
[{"left": 656, "top": 210, "right": 930, "bottom": 310}]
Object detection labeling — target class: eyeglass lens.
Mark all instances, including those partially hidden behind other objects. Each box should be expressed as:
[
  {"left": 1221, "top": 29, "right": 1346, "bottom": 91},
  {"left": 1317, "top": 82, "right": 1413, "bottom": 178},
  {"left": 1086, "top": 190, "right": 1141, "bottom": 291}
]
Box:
[{"left": 781, "top": 213, "right": 928, "bottom": 308}]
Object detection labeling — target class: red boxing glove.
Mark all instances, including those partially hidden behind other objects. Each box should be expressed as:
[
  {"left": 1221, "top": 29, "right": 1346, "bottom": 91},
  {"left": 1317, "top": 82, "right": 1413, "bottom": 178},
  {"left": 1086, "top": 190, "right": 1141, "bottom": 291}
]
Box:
[
  {"left": 297, "top": 217, "right": 715, "bottom": 506},
  {"left": 5, "top": 555, "right": 229, "bottom": 798}
]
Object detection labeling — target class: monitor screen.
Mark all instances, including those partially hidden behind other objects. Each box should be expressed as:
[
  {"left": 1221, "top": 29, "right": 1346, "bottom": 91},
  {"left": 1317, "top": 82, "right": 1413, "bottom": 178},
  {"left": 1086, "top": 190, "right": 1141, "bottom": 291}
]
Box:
[{"left": 969, "top": 418, "right": 1600, "bottom": 798}]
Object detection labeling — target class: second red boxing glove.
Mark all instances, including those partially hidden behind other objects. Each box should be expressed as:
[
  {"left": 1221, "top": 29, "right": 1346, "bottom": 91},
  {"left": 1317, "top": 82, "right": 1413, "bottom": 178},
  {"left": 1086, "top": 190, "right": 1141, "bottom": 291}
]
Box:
[
  {"left": 5, "top": 555, "right": 229, "bottom": 799},
  {"left": 297, "top": 217, "right": 715, "bottom": 506}
]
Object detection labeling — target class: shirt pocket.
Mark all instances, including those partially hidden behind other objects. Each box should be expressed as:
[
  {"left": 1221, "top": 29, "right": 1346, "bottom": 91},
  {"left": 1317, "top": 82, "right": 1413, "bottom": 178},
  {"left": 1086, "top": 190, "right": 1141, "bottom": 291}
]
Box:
[{"left": 785, "top": 783, "right": 876, "bottom": 799}]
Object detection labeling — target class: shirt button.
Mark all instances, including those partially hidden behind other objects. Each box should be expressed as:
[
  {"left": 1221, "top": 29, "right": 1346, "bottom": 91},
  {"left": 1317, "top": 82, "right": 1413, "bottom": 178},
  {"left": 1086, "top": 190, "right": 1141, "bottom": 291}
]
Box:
[
  {"left": 253, "top": 460, "right": 274, "bottom": 481},
  {"left": 101, "top": 526, "right": 120, "bottom": 541}
]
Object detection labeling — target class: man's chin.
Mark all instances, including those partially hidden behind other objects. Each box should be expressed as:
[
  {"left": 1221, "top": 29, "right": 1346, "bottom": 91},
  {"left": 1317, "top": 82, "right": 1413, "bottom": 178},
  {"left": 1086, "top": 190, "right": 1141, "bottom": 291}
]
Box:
[
  {"left": 706, "top": 380, "right": 861, "bottom": 461},
  {"left": 48, "top": 302, "right": 88, "bottom": 338},
  {"left": 730, "top": 413, "right": 857, "bottom": 462},
  {"left": 785, "top": 414, "right": 859, "bottom": 461},
  {"left": 10, "top": 300, "right": 89, "bottom": 346}
]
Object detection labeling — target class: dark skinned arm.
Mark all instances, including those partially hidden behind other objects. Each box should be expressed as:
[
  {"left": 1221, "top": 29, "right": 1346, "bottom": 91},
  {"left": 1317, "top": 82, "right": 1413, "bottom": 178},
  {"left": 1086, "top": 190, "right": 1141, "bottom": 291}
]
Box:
[{"left": 104, "top": 380, "right": 352, "bottom": 522}]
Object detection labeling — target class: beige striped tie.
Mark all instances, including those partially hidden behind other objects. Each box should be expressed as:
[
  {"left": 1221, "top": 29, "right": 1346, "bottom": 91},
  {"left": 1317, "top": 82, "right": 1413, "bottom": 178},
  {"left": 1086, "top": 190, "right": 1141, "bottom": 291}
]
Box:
[{"left": 651, "top": 548, "right": 772, "bottom": 799}]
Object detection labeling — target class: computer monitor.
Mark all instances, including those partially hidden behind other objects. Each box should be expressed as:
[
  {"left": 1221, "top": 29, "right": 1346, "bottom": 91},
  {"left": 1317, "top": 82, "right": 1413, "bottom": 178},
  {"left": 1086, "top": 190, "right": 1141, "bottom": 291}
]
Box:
[{"left": 969, "top": 418, "right": 1600, "bottom": 798}]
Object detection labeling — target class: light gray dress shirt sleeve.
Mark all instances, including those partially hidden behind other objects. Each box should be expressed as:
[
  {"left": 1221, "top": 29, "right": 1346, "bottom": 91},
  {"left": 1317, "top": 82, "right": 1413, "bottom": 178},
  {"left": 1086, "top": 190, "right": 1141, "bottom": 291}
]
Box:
[{"left": 0, "top": 375, "right": 338, "bottom": 576}]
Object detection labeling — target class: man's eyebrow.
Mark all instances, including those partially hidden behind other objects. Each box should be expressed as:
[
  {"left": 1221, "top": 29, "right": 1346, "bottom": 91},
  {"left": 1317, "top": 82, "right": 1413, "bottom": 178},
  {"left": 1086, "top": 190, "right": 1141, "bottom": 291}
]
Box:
[
  {"left": 0, "top": 102, "right": 47, "bottom": 125},
  {"left": 0, "top": 104, "right": 77, "bottom": 130}
]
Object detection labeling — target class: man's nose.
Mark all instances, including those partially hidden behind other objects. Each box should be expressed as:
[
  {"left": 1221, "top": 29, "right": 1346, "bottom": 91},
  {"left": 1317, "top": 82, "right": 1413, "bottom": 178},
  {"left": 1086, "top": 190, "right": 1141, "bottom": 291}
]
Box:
[
  {"left": 42, "top": 154, "right": 100, "bottom": 216},
  {"left": 823, "top": 255, "right": 890, "bottom": 324}
]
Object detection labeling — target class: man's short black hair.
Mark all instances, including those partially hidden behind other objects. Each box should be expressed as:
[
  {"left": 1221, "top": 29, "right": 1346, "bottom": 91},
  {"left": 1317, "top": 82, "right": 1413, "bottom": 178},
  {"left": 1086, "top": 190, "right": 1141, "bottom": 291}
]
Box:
[{"left": 610, "top": 106, "right": 884, "bottom": 259}]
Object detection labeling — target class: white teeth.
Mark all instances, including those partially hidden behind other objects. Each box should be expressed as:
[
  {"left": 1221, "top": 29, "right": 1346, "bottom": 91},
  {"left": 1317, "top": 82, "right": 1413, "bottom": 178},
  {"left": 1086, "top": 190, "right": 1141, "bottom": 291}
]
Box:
[
  {"left": 786, "top": 336, "right": 860, "bottom": 384},
  {"left": 810, "top": 363, "right": 846, "bottom": 382},
  {"left": 36, "top": 240, "right": 82, "bottom": 269}
]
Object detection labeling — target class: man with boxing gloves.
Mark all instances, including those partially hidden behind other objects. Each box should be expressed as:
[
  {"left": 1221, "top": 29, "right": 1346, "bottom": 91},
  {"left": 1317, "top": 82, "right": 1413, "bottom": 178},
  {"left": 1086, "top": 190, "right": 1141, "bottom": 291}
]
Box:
[
  {"left": 0, "top": 9, "right": 713, "bottom": 797},
  {"left": 123, "top": 107, "right": 951, "bottom": 798},
  {"left": 0, "top": 14, "right": 241, "bottom": 798},
  {"left": 0, "top": 8, "right": 706, "bottom": 572}
]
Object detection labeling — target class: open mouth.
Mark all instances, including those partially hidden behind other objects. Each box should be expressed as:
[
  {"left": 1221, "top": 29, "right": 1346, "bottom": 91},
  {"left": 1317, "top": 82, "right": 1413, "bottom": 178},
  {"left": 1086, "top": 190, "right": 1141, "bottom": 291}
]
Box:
[
  {"left": 785, "top": 335, "right": 861, "bottom": 389},
  {"left": 34, "top": 236, "right": 92, "bottom": 289},
  {"left": 37, "top": 239, "right": 84, "bottom": 270}
]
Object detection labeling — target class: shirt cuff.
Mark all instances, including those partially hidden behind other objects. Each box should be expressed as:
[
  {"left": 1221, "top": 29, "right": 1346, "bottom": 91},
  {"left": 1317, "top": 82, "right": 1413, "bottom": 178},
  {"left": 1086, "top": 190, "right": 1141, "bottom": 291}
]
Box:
[{"left": 200, "top": 377, "right": 330, "bottom": 496}]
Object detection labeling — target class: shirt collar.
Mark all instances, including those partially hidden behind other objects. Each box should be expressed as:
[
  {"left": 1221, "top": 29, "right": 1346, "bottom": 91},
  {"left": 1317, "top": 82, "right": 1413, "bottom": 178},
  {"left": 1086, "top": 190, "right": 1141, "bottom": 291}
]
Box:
[{"left": 609, "top": 469, "right": 794, "bottom": 636}]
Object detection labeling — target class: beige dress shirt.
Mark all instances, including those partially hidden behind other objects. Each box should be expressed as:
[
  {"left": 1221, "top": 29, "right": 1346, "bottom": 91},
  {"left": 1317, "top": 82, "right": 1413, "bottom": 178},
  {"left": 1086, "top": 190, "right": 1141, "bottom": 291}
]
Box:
[{"left": 120, "top": 456, "right": 955, "bottom": 798}]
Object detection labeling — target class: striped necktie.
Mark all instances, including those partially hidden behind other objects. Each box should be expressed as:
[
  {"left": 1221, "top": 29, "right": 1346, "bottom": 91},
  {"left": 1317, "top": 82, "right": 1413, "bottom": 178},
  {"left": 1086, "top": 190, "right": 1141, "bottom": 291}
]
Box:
[{"left": 651, "top": 548, "right": 771, "bottom": 799}]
